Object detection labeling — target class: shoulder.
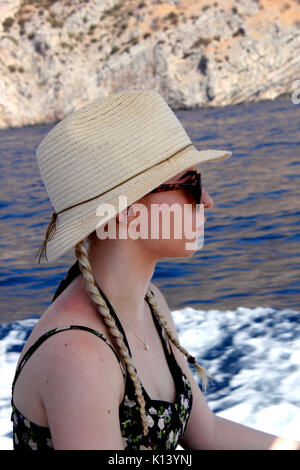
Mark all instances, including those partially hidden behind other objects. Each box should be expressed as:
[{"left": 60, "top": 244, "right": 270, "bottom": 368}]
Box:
[
  {"left": 38, "top": 326, "right": 125, "bottom": 449},
  {"left": 37, "top": 322, "right": 125, "bottom": 398}
]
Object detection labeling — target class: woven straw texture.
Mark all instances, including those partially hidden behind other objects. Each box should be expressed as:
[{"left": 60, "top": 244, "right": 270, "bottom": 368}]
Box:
[{"left": 35, "top": 89, "right": 231, "bottom": 263}]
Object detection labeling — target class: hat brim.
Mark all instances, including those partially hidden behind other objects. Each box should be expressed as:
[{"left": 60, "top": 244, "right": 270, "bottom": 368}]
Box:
[{"left": 36, "top": 146, "right": 232, "bottom": 264}]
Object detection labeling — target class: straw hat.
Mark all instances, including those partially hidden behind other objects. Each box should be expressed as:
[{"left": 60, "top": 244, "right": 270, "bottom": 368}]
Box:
[{"left": 35, "top": 89, "right": 232, "bottom": 264}]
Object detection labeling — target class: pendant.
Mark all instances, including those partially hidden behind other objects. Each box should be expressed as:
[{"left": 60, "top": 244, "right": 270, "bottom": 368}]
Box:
[{"left": 145, "top": 343, "right": 150, "bottom": 351}]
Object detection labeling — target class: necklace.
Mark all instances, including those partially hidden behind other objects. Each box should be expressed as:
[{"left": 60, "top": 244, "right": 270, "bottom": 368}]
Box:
[{"left": 117, "top": 303, "right": 150, "bottom": 351}]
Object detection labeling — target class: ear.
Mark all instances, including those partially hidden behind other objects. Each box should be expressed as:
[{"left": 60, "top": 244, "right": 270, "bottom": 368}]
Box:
[
  {"left": 116, "top": 209, "right": 128, "bottom": 224},
  {"left": 127, "top": 205, "right": 135, "bottom": 216}
]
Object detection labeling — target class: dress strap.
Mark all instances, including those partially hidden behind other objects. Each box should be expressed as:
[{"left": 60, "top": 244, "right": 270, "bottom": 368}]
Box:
[
  {"left": 51, "top": 260, "right": 81, "bottom": 303},
  {"left": 94, "top": 280, "right": 173, "bottom": 363},
  {"left": 11, "top": 325, "right": 126, "bottom": 394},
  {"left": 54, "top": 262, "right": 169, "bottom": 356},
  {"left": 93, "top": 280, "right": 134, "bottom": 356},
  {"left": 87, "top": 280, "right": 184, "bottom": 397}
]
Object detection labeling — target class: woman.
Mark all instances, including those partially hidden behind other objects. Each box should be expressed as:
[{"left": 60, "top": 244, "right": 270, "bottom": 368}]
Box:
[{"left": 11, "top": 90, "right": 299, "bottom": 450}]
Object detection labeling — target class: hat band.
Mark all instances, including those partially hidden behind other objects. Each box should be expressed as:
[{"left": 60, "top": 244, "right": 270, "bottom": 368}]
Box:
[{"left": 35, "top": 143, "right": 194, "bottom": 263}]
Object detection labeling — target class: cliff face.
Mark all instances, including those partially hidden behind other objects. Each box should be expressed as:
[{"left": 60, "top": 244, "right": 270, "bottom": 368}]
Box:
[{"left": 0, "top": 0, "right": 300, "bottom": 129}]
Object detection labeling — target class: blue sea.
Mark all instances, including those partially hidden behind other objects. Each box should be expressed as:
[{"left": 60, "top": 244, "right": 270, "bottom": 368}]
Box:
[{"left": 0, "top": 97, "right": 299, "bottom": 449}]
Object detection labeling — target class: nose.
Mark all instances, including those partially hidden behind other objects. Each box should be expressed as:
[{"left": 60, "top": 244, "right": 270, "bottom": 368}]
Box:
[{"left": 201, "top": 187, "right": 214, "bottom": 209}]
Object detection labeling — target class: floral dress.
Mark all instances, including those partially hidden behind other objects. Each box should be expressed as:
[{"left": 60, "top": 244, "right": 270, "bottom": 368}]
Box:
[{"left": 11, "top": 264, "right": 193, "bottom": 450}]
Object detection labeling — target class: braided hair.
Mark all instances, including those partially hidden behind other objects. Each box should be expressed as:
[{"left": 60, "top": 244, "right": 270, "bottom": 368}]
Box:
[{"left": 52, "top": 238, "right": 209, "bottom": 445}]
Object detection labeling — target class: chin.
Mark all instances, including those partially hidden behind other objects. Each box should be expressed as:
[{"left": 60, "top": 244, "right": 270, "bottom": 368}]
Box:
[
  {"left": 160, "top": 240, "right": 198, "bottom": 258},
  {"left": 181, "top": 247, "right": 198, "bottom": 258}
]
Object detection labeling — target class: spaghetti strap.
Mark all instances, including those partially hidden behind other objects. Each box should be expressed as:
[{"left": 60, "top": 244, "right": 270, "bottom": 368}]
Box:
[
  {"left": 11, "top": 325, "right": 126, "bottom": 394},
  {"left": 94, "top": 280, "right": 133, "bottom": 356},
  {"left": 94, "top": 280, "right": 175, "bottom": 374}
]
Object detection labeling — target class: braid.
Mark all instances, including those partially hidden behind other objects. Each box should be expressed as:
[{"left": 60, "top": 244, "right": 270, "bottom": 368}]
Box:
[
  {"left": 145, "top": 289, "right": 209, "bottom": 391},
  {"left": 74, "top": 238, "right": 208, "bottom": 447},
  {"left": 74, "top": 240, "right": 151, "bottom": 444}
]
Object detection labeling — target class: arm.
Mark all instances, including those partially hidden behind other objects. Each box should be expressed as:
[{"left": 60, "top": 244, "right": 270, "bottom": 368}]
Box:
[
  {"left": 211, "top": 415, "right": 300, "bottom": 450},
  {"left": 39, "top": 329, "right": 125, "bottom": 450},
  {"left": 149, "top": 283, "right": 300, "bottom": 450}
]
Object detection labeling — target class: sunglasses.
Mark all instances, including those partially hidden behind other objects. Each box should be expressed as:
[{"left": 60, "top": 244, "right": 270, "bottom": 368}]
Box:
[{"left": 149, "top": 171, "right": 202, "bottom": 206}]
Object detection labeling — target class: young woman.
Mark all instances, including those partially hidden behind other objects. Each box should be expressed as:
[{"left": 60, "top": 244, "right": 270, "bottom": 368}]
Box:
[{"left": 11, "top": 90, "right": 300, "bottom": 450}]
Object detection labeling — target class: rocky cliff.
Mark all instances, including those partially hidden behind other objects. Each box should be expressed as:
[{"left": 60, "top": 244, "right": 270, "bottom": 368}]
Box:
[{"left": 0, "top": 0, "right": 300, "bottom": 129}]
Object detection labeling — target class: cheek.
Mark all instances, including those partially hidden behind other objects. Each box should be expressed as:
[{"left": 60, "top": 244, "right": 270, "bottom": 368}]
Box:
[
  {"left": 134, "top": 193, "right": 200, "bottom": 247},
  {"left": 147, "top": 194, "right": 197, "bottom": 242}
]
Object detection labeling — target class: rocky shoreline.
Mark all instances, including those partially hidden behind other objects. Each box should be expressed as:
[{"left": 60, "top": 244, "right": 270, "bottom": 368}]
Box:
[{"left": 0, "top": 0, "right": 299, "bottom": 129}]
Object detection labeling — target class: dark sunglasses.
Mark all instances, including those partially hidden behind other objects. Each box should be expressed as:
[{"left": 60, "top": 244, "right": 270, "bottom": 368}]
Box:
[{"left": 149, "top": 171, "right": 202, "bottom": 205}]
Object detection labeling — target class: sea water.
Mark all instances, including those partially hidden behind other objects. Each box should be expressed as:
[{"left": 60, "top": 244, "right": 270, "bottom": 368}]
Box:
[{"left": 0, "top": 97, "right": 299, "bottom": 449}]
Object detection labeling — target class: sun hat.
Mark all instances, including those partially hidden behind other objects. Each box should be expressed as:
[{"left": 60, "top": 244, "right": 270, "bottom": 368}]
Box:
[{"left": 34, "top": 89, "right": 232, "bottom": 264}]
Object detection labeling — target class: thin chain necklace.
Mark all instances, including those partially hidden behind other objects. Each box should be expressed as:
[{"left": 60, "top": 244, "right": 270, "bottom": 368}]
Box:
[
  {"left": 92, "top": 275, "right": 150, "bottom": 351},
  {"left": 117, "top": 303, "right": 150, "bottom": 351}
]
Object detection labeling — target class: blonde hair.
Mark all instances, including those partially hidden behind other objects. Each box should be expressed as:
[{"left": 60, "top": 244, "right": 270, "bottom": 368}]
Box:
[{"left": 75, "top": 238, "right": 209, "bottom": 444}]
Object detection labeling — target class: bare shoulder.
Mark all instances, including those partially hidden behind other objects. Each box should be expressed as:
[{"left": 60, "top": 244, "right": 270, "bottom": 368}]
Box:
[
  {"left": 38, "top": 326, "right": 125, "bottom": 449},
  {"left": 16, "top": 274, "right": 116, "bottom": 369},
  {"left": 13, "top": 273, "right": 129, "bottom": 449}
]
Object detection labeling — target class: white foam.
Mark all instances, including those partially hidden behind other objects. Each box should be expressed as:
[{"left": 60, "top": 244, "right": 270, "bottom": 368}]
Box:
[{"left": 1, "top": 307, "right": 300, "bottom": 449}]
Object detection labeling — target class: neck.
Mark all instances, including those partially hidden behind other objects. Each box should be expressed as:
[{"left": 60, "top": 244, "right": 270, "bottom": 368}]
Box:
[{"left": 84, "top": 236, "right": 157, "bottom": 325}]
